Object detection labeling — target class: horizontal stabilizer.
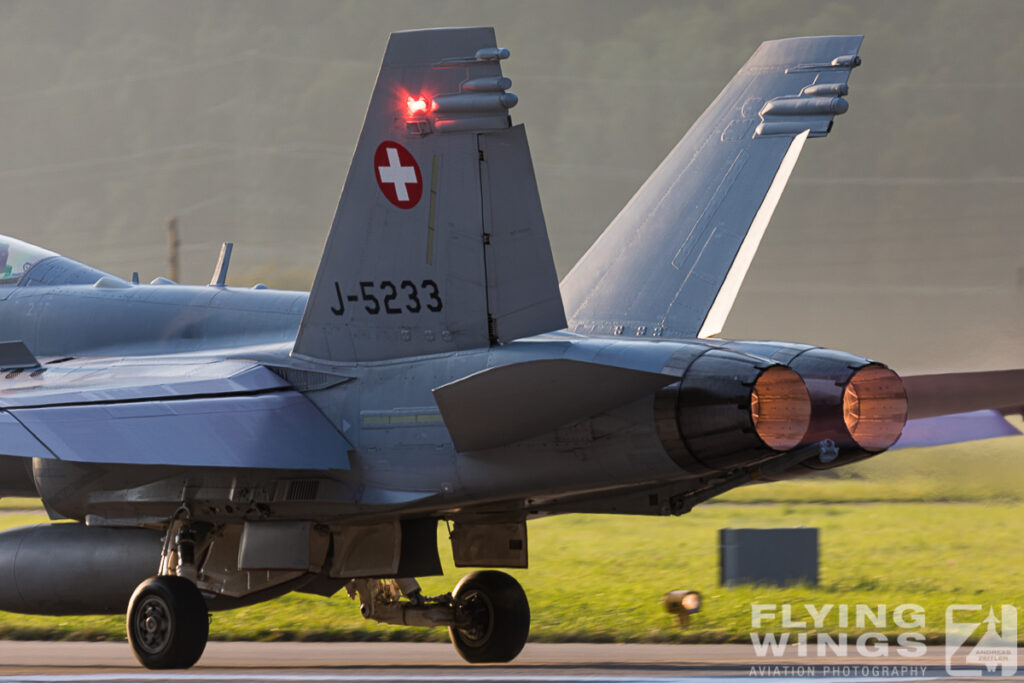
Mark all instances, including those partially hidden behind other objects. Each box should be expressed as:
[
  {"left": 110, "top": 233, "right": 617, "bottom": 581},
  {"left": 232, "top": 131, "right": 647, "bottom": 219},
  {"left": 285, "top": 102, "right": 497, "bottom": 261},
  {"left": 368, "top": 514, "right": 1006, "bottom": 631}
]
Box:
[
  {"left": 433, "top": 359, "right": 675, "bottom": 452},
  {"left": 902, "top": 368, "right": 1024, "bottom": 419},
  {"left": 893, "top": 409, "right": 1021, "bottom": 450}
]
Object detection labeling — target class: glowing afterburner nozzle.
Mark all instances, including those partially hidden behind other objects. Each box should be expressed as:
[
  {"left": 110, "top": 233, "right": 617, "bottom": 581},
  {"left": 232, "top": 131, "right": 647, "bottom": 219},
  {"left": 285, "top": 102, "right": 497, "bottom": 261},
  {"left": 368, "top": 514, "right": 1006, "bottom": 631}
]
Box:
[
  {"left": 751, "top": 366, "right": 812, "bottom": 451},
  {"left": 842, "top": 365, "right": 908, "bottom": 452}
]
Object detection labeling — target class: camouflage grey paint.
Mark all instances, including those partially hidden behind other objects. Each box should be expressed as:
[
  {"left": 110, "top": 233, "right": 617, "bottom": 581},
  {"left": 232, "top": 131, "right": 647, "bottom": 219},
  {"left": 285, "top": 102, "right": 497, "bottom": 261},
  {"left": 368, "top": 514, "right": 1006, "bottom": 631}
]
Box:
[
  {"left": 0, "top": 31, "right": 890, "bottom": 530},
  {"left": 560, "top": 36, "right": 862, "bottom": 340},
  {"left": 0, "top": 28, "right": 1017, "bottom": 629},
  {"left": 294, "top": 28, "right": 565, "bottom": 363},
  {"left": 0, "top": 255, "right": 306, "bottom": 357}
]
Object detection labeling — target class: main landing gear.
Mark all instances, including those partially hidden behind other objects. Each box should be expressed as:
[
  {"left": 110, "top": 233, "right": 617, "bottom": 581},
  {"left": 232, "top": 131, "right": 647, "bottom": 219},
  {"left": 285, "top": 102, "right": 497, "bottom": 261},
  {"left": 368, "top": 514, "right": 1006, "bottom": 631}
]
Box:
[
  {"left": 123, "top": 564, "right": 530, "bottom": 668},
  {"left": 128, "top": 519, "right": 209, "bottom": 669},
  {"left": 126, "top": 576, "right": 208, "bottom": 669},
  {"left": 348, "top": 570, "right": 531, "bottom": 663},
  {"left": 448, "top": 571, "right": 531, "bottom": 663}
]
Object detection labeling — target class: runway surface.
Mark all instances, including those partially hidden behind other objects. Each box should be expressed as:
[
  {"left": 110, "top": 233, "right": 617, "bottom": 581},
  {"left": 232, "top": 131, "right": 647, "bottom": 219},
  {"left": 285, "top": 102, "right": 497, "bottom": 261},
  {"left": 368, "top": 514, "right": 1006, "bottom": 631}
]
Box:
[{"left": 0, "top": 641, "right": 988, "bottom": 682}]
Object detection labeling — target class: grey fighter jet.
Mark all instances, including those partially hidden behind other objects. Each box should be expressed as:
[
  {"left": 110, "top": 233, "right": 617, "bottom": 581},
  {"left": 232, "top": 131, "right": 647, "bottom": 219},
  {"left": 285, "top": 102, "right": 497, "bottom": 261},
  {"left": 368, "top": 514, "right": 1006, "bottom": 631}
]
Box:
[{"left": 0, "top": 27, "right": 1019, "bottom": 669}]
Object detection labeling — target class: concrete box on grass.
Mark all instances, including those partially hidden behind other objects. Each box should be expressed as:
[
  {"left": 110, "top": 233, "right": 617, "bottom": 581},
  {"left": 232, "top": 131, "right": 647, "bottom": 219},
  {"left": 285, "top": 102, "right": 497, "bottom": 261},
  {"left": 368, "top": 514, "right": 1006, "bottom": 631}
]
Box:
[{"left": 720, "top": 527, "right": 818, "bottom": 586}]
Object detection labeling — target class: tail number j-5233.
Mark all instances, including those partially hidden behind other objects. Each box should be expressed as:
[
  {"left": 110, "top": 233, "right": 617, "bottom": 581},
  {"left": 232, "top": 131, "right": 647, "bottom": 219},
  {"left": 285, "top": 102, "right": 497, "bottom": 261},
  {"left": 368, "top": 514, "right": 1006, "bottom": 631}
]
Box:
[{"left": 330, "top": 280, "right": 443, "bottom": 316}]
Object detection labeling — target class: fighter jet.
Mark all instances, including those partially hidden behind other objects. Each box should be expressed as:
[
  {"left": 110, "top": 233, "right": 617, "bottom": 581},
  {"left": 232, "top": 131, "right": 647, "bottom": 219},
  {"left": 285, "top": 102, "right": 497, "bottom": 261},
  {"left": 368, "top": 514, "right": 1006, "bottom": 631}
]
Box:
[{"left": 0, "top": 27, "right": 1019, "bottom": 669}]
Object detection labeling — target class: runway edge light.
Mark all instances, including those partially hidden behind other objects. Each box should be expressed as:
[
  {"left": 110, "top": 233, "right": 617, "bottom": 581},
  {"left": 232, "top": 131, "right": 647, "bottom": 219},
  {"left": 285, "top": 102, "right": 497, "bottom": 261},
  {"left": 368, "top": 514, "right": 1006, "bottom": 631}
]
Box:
[{"left": 664, "top": 590, "right": 702, "bottom": 627}]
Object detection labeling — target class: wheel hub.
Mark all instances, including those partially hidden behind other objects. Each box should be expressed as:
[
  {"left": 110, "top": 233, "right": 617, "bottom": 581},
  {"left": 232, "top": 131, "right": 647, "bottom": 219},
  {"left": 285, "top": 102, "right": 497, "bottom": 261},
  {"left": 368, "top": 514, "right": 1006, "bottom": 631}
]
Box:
[
  {"left": 135, "top": 596, "right": 171, "bottom": 654},
  {"left": 456, "top": 590, "right": 495, "bottom": 646}
]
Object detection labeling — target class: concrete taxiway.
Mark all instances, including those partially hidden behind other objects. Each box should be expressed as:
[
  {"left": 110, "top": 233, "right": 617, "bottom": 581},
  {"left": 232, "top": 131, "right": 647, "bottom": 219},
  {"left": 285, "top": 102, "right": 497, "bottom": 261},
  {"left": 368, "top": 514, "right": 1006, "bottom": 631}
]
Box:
[{"left": 0, "top": 641, "right": 982, "bottom": 682}]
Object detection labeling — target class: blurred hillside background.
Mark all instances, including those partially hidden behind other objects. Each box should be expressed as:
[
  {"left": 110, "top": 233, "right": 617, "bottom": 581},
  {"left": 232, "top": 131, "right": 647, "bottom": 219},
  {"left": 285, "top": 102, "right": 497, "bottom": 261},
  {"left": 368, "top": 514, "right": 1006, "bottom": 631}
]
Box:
[{"left": 0, "top": 0, "right": 1020, "bottom": 374}]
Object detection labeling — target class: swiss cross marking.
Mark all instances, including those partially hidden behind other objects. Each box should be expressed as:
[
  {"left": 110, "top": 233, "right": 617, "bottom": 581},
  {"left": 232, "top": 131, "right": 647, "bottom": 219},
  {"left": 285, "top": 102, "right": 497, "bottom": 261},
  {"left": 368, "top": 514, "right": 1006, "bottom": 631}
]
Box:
[{"left": 374, "top": 141, "right": 422, "bottom": 209}]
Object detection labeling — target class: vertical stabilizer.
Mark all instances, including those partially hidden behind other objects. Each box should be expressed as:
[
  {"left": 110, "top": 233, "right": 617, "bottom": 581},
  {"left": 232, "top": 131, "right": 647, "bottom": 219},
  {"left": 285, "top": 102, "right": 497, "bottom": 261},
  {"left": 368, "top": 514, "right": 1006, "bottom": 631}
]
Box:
[
  {"left": 561, "top": 36, "right": 863, "bottom": 340},
  {"left": 293, "top": 28, "right": 565, "bottom": 363}
]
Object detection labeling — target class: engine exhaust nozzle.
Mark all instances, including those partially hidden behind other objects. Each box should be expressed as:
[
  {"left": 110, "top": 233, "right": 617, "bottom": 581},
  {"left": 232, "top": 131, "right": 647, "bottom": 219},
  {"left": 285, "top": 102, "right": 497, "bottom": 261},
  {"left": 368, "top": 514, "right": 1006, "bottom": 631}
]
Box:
[
  {"left": 751, "top": 366, "right": 813, "bottom": 452},
  {"left": 656, "top": 345, "right": 811, "bottom": 475},
  {"left": 842, "top": 364, "right": 908, "bottom": 452}
]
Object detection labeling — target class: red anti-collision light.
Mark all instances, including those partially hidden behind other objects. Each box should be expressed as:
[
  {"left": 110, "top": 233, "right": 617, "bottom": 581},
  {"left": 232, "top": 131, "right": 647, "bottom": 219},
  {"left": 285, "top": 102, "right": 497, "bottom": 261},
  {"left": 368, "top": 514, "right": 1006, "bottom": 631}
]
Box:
[{"left": 406, "top": 96, "right": 435, "bottom": 116}]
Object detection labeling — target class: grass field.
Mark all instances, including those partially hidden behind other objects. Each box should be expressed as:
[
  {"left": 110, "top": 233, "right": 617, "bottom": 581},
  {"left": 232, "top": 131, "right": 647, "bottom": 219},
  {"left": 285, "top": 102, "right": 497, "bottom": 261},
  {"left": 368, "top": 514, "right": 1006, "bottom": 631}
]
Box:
[
  {"left": 714, "top": 422, "right": 1024, "bottom": 504},
  {"left": 0, "top": 434, "right": 1020, "bottom": 644}
]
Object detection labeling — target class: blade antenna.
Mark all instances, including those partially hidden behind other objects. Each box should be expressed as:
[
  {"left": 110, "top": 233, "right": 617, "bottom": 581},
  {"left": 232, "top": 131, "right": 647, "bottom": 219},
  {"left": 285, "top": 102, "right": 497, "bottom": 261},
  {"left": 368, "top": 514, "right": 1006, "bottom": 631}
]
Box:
[{"left": 210, "top": 242, "right": 233, "bottom": 287}]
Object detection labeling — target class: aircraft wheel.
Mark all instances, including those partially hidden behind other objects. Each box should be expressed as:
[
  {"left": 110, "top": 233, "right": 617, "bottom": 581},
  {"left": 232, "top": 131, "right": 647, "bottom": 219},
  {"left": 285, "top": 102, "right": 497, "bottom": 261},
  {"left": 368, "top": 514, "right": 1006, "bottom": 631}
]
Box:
[
  {"left": 449, "top": 570, "right": 530, "bottom": 663},
  {"left": 126, "top": 576, "right": 208, "bottom": 669}
]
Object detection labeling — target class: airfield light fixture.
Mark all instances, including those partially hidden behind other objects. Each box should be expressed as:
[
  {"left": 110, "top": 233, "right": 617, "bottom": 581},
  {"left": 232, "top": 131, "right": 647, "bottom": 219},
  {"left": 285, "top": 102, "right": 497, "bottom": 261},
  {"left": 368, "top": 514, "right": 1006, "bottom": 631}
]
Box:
[{"left": 663, "top": 590, "right": 702, "bottom": 628}]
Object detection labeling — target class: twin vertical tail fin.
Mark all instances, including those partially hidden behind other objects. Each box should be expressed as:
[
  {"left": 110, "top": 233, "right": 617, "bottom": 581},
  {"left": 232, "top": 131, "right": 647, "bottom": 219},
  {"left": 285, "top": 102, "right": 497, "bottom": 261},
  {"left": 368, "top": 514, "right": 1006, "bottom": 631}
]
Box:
[
  {"left": 560, "top": 36, "right": 863, "bottom": 340},
  {"left": 293, "top": 28, "right": 565, "bottom": 363}
]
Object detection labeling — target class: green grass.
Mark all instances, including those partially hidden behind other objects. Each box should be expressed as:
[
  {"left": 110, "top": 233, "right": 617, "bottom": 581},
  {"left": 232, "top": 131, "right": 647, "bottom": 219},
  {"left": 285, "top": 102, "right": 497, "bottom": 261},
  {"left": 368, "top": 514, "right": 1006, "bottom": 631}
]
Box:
[
  {"left": 715, "top": 432, "right": 1024, "bottom": 504},
  {"left": 1, "top": 501, "right": 1022, "bottom": 644},
  {"left": 0, "top": 512, "right": 52, "bottom": 527},
  {"left": 0, "top": 433, "right": 1019, "bottom": 643},
  {"left": 0, "top": 497, "right": 43, "bottom": 510}
]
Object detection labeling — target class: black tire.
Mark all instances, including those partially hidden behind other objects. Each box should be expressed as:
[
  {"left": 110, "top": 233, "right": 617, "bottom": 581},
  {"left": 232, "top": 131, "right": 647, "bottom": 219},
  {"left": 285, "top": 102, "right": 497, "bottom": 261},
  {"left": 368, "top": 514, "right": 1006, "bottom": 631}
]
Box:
[
  {"left": 449, "top": 570, "right": 530, "bottom": 663},
  {"left": 126, "top": 576, "right": 209, "bottom": 669}
]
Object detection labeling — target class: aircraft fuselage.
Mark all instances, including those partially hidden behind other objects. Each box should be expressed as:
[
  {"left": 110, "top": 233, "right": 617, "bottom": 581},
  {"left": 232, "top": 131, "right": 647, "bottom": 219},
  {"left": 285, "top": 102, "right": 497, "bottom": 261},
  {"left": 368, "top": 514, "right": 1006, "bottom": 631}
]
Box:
[{"left": 0, "top": 278, "right": 306, "bottom": 357}]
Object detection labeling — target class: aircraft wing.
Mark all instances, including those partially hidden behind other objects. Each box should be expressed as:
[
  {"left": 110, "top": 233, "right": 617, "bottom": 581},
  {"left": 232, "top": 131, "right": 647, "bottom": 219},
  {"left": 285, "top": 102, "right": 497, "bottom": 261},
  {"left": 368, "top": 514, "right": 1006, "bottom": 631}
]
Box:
[
  {"left": 561, "top": 36, "right": 863, "bottom": 340},
  {"left": 0, "top": 356, "right": 289, "bottom": 408},
  {"left": 890, "top": 368, "right": 1024, "bottom": 449},
  {"left": 0, "top": 354, "right": 353, "bottom": 469}
]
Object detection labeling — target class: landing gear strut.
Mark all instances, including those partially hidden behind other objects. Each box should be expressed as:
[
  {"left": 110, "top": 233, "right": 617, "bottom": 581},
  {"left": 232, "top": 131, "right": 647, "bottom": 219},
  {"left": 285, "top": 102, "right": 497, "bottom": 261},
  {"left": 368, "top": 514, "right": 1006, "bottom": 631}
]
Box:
[
  {"left": 128, "top": 516, "right": 209, "bottom": 669},
  {"left": 349, "top": 570, "right": 531, "bottom": 663},
  {"left": 126, "top": 576, "right": 209, "bottom": 669}
]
